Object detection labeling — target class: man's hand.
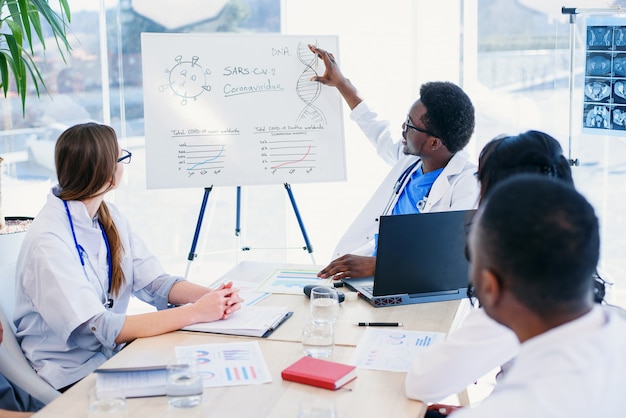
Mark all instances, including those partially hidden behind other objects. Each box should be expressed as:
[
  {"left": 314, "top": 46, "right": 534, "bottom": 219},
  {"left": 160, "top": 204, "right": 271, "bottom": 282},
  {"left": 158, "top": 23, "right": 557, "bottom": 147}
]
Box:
[
  {"left": 317, "top": 254, "right": 376, "bottom": 280},
  {"left": 308, "top": 44, "right": 362, "bottom": 110},
  {"left": 308, "top": 44, "right": 346, "bottom": 87}
]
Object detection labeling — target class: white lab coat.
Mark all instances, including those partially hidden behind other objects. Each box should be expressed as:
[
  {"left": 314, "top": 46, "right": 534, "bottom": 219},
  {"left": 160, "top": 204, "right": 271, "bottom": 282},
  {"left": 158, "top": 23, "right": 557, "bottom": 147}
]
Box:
[
  {"left": 450, "top": 306, "right": 626, "bottom": 418},
  {"left": 332, "top": 102, "right": 480, "bottom": 258},
  {"left": 14, "top": 187, "right": 181, "bottom": 389},
  {"left": 405, "top": 308, "right": 519, "bottom": 403}
]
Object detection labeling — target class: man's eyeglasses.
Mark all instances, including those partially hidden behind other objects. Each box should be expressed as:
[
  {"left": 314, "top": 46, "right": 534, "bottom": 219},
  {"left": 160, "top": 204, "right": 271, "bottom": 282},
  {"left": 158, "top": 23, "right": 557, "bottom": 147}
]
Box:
[
  {"left": 404, "top": 115, "right": 437, "bottom": 137},
  {"left": 117, "top": 149, "right": 132, "bottom": 164}
]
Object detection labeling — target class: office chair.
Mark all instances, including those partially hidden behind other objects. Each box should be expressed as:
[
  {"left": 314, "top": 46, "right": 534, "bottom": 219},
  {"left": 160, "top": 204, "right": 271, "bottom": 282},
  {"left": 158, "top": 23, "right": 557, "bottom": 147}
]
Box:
[{"left": 0, "top": 261, "right": 60, "bottom": 404}]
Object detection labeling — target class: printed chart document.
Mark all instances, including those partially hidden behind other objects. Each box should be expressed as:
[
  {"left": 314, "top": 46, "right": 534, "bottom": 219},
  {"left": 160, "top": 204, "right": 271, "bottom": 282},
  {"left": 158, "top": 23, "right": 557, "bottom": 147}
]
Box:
[
  {"left": 351, "top": 328, "right": 446, "bottom": 372},
  {"left": 176, "top": 341, "right": 272, "bottom": 387},
  {"left": 95, "top": 342, "right": 272, "bottom": 397},
  {"left": 256, "top": 268, "right": 332, "bottom": 295},
  {"left": 182, "top": 305, "right": 292, "bottom": 337}
]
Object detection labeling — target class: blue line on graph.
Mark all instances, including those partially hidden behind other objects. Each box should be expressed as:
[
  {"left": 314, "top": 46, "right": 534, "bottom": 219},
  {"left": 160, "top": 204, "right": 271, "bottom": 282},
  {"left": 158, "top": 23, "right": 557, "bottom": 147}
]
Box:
[
  {"left": 223, "top": 349, "right": 250, "bottom": 361},
  {"left": 225, "top": 368, "right": 232, "bottom": 381},
  {"left": 242, "top": 367, "right": 249, "bottom": 380},
  {"left": 188, "top": 145, "right": 225, "bottom": 170}
]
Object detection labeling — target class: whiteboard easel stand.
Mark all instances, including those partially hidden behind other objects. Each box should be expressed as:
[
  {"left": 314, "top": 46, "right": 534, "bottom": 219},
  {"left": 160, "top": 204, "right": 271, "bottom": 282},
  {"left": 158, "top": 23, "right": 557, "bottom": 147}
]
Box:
[
  {"left": 184, "top": 183, "right": 316, "bottom": 279},
  {"left": 561, "top": 5, "right": 626, "bottom": 167}
]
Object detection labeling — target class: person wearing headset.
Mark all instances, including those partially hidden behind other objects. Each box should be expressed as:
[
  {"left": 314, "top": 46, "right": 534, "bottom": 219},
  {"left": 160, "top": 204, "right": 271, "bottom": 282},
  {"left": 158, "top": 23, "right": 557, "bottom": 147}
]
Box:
[
  {"left": 407, "top": 131, "right": 612, "bottom": 416},
  {"left": 14, "top": 123, "right": 243, "bottom": 391},
  {"left": 308, "top": 45, "right": 479, "bottom": 280}
]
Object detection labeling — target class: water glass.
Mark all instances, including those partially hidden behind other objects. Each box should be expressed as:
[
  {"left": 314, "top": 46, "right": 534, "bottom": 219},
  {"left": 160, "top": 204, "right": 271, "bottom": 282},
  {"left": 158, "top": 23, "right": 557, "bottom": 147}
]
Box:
[
  {"left": 166, "top": 361, "right": 203, "bottom": 408},
  {"left": 87, "top": 388, "right": 127, "bottom": 418},
  {"left": 310, "top": 286, "right": 339, "bottom": 324},
  {"left": 302, "top": 317, "right": 334, "bottom": 358},
  {"left": 298, "top": 396, "right": 337, "bottom": 418}
]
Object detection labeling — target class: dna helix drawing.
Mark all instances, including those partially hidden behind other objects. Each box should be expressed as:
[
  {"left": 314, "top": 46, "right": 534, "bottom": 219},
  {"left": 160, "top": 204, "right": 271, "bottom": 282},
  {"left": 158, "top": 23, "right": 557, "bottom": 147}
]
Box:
[{"left": 295, "top": 42, "right": 327, "bottom": 126}]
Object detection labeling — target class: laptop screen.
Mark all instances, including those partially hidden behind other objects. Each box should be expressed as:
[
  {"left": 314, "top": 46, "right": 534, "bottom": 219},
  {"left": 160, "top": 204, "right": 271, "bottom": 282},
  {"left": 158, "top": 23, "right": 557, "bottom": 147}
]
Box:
[{"left": 373, "top": 210, "right": 475, "bottom": 297}]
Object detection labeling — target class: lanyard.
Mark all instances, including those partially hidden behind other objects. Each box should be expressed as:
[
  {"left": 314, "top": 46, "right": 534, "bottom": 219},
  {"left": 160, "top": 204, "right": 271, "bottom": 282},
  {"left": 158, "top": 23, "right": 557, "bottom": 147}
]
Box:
[{"left": 63, "top": 200, "right": 114, "bottom": 308}]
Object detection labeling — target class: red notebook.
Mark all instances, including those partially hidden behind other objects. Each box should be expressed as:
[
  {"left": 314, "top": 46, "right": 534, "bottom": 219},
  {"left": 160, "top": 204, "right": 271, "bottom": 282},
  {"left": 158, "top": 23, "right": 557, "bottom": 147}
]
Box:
[{"left": 281, "top": 356, "right": 357, "bottom": 390}]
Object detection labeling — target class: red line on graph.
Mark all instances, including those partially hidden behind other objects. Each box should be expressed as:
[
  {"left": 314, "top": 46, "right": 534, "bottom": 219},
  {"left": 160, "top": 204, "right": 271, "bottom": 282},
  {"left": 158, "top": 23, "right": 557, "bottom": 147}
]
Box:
[
  {"left": 250, "top": 366, "right": 257, "bottom": 379},
  {"left": 270, "top": 145, "right": 312, "bottom": 169},
  {"left": 234, "top": 367, "right": 240, "bottom": 380}
]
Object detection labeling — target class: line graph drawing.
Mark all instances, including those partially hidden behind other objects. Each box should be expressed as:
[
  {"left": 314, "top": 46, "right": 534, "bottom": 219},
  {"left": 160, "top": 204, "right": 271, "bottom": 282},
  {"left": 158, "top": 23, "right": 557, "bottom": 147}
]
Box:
[
  {"left": 179, "top": 143, "right": 226, "bottom": 176},
  {"left": 260, "top": 138, "right": 317, "bottom": 174},
  {"left": 295, "top": 42, "right": 326, "bottom": 126}
]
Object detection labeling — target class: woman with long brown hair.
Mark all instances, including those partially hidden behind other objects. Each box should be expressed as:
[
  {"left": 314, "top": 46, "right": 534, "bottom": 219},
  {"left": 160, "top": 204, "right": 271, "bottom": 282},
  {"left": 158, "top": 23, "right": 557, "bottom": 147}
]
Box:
[{"left": 14, "top": 123, "right": 242, "bottom": 391}]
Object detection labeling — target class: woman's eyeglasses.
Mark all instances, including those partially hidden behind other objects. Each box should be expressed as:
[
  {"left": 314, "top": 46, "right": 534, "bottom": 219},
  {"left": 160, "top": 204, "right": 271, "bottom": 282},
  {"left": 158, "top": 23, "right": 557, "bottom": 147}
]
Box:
[{"left": 117, "top": 149, "right": 132, "bottom": 164}]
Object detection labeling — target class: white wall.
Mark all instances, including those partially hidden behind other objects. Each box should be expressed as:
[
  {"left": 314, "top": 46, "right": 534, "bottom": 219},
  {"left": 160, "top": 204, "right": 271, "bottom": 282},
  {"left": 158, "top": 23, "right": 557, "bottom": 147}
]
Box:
[{"left": 280, "top": 0, "right": 464, "bottom": 264}]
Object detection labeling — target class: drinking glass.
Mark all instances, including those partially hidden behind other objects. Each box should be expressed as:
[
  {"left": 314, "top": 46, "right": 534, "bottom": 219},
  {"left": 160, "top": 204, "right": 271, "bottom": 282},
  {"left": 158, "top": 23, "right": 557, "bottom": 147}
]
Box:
[
  {"left": 87, "top": 388, "right": 127, "bottom": 418},
  {"left": 166, "top": 360, "right": 203, "bottom": 408},
  {"left": 298, "top": 396, "right": 337, "bottom": 418},
  {"left": 310, "top": 286, "right": 339, "bottom": 324},
  {"left": 302, "top": 317, "right": 334, "bottom": 358}
]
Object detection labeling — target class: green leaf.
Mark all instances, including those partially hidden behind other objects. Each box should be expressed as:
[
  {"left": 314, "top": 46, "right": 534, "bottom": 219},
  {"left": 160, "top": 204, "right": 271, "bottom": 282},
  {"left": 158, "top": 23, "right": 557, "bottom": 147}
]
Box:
[
  {"left": 0, "top": 53, "right": 9, "bottom": 97},
  {"left": 0, "top": 0, "right": 72, "bottom": 116}
]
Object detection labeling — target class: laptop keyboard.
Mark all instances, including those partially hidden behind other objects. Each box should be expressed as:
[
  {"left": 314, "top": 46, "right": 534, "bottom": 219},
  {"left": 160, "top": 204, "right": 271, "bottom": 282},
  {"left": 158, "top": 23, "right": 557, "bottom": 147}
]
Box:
[{"left": 362, "top": 285, "right": 374, "bottom": 294}]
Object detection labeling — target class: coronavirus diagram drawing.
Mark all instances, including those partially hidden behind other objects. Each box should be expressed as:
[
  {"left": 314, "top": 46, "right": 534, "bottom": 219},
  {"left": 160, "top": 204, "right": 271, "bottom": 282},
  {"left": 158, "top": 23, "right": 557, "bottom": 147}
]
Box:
[
  {"left": 583, "top": 17, "right": 626, "bottom": 136},
  {"left": 141, "top": 33, "right": 345, "bottom": 188}
]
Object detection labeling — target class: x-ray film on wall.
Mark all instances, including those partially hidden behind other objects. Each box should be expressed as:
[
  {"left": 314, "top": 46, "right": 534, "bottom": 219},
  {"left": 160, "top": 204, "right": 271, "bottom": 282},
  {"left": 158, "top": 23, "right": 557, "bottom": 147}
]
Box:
[{"left": 583, "top": 16, "right": 626, "bottom": 137}]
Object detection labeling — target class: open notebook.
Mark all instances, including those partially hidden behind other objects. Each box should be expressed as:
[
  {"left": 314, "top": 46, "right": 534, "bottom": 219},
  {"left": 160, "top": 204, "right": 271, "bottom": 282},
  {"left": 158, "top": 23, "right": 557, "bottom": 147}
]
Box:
[
  {"left": 343, "top": 210, "right": 475, "bottom": 307},
  {"left": 182, "top": 305, "right": 292, "bottom": 337}
]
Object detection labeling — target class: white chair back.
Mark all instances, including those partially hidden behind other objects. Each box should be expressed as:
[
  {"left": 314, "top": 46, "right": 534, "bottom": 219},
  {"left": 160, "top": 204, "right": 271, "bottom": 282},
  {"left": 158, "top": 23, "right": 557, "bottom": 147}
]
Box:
[{"left": 0, "top": 232, "right": 60, "bottom": 404}]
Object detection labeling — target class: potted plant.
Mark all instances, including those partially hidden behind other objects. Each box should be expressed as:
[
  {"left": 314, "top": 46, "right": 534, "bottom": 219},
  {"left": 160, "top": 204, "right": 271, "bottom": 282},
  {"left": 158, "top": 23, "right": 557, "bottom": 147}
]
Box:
[{"left": 0, "top": 0, "right": 72, "bottom": 234}]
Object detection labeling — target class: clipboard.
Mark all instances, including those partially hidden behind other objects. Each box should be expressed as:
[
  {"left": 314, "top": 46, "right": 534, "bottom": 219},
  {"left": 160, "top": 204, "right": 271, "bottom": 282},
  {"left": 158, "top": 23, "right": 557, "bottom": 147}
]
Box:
[
  {"left": 260, "top": 311, "right": 293, "bottom": 338},
  {"left": 182, "top": 306, "right": 293, "bottom": 338}
]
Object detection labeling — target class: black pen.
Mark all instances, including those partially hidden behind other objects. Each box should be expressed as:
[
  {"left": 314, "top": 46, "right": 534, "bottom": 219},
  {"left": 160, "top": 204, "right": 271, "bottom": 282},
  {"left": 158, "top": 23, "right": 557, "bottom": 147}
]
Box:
[{"left": 353, "top": 322, "right": 403, "bottom": 327}]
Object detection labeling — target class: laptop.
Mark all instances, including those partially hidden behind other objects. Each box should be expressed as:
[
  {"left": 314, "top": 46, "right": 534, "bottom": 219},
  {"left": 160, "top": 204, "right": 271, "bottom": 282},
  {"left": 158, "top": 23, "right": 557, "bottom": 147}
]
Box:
[{"left": 343, "top": 209, "right": 475, "bottom": 307}]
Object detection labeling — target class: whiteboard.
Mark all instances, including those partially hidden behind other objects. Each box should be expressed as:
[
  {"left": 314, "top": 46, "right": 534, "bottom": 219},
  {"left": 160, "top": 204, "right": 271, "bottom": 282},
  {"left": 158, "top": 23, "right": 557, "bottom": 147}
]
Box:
[{"left": 141, "top": 33, "right": 345, "bottom": 189}]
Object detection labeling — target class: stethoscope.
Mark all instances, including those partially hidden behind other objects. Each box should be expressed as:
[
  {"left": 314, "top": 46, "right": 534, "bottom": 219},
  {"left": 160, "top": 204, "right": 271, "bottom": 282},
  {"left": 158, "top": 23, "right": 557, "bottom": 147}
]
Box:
[
  {"left": 382, "top": 159, "right": 423, "bottom": 215},
  {"left": 63, "top": 200, "right": 114, "bottom": 308}
]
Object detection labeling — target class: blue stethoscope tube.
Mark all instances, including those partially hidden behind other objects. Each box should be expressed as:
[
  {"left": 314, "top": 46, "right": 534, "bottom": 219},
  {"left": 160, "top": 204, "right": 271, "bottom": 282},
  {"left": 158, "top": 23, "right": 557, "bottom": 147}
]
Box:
[
  {"left": 63, "top": 200, "right": 114, "bottom": 308},
  {"left": 382, "top": 159, "right": 421, "bottom": 215}
]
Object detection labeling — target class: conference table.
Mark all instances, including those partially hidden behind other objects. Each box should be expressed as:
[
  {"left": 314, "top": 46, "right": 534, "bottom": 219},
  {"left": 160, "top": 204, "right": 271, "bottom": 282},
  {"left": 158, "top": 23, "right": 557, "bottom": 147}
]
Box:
[{"left": 34, "top": 261, "right": 470, "bottom": 418}]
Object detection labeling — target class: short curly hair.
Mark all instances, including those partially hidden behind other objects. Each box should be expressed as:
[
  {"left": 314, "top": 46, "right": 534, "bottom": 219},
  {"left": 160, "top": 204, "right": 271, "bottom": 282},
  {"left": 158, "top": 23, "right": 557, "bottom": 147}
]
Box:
[{"left": 419, "top": 82, "right": 475, "bottom": 153}]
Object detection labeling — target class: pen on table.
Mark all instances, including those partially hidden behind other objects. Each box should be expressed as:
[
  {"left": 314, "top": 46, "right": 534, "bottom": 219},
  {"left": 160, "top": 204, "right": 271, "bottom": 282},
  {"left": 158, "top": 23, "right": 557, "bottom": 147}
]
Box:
[{"left": 353, "top": 322, "right": 403, "bottom": 327}]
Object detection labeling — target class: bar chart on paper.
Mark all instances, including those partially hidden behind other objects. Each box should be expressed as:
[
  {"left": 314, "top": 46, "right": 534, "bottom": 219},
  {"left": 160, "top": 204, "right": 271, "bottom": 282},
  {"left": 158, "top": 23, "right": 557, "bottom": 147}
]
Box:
[
  {"left": 351, "top": 329, "right": 446, "bottom": 372},
  {"left": 175, "top": 342, "right": 272, "bottom": 387},
  {"left": 256, "top": 268, "right": 331, "bottom": 294}
]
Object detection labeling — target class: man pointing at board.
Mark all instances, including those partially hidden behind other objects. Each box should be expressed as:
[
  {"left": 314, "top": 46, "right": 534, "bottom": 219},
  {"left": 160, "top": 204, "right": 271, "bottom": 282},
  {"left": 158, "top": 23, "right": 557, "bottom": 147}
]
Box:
[{"left": 308, "top": 45, "right": 479, "bottom": 280}]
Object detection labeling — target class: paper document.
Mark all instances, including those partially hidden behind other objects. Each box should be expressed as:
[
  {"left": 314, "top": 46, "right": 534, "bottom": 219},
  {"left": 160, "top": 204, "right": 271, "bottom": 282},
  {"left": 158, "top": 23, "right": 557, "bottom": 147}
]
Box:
[
  {"left": 176, "top": 341, "right": 272, "bottom": 387},
  {"left": 95, "top": 367, "right": 167, "bottom": 398},
  {"left": 182, "top": 305, "right": 291, "bottom": 337},
  {"left": 256, "top": 268, "right": 331, "bottom": 294},
  {"left": 351, "top": 328, "right": 445, "bottom": 372},
  {"left": 95, "top": 342, "right": 272, "bottom": 397}
]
